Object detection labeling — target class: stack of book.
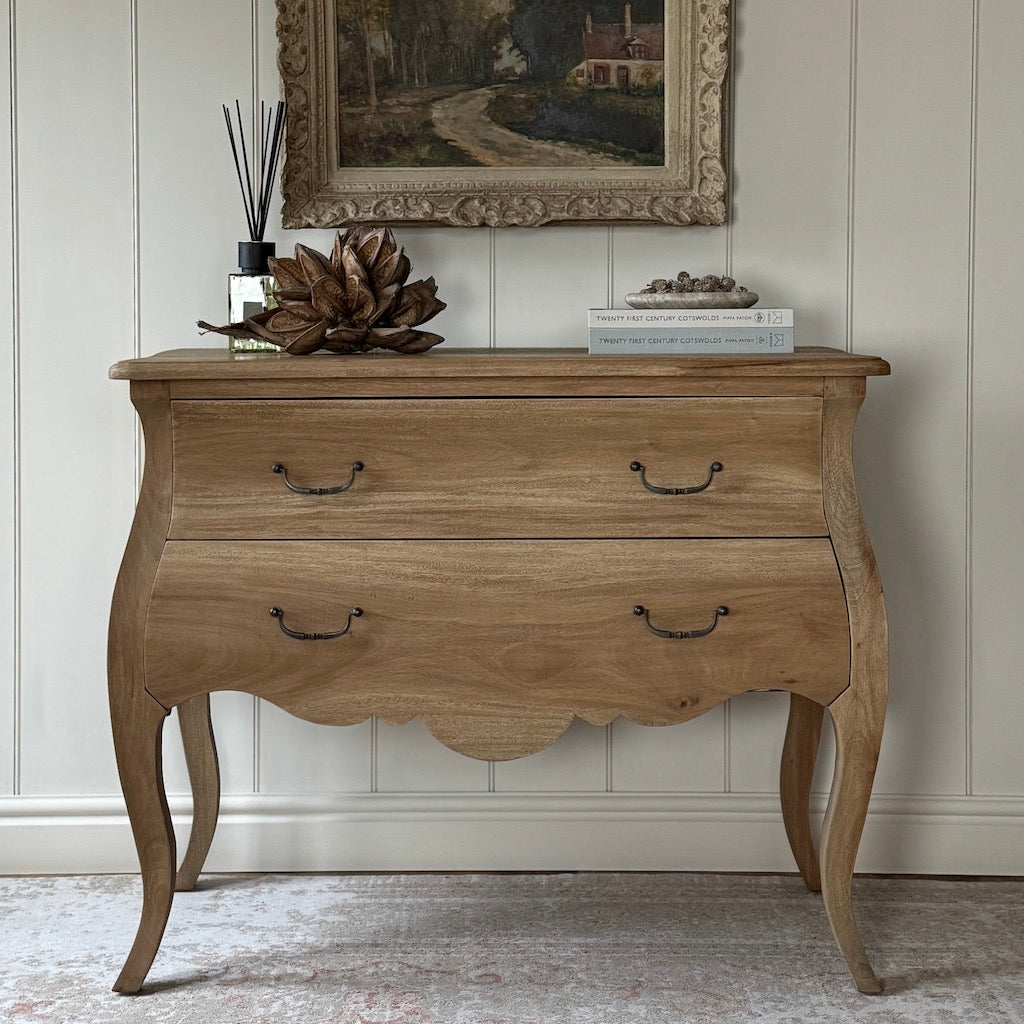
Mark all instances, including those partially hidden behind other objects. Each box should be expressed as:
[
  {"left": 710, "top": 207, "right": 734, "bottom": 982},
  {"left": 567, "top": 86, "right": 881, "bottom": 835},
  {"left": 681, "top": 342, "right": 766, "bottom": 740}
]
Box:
[{"left": 588, "top": 308, "right": 795, "bottom": 354}]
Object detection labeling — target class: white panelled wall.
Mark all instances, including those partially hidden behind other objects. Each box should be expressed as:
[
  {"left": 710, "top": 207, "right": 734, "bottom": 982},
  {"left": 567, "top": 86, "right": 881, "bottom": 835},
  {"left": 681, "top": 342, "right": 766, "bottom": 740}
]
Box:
[{"left": 2, "top": 0, "right": 1023, "bottom": 874}]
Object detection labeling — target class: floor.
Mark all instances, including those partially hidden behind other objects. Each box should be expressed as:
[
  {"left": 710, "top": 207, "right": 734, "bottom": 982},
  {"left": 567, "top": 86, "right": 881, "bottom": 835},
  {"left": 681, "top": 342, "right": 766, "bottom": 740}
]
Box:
[{"left": 2, "top": 872, "right": 1022, "bottom": 1023}]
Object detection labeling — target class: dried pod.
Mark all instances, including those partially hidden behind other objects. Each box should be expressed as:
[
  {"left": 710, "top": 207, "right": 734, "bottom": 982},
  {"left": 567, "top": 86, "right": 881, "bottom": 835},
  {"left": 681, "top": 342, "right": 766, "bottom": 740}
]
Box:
[{"left": 199, "top": 228, "right": 446, "bottom": 355}]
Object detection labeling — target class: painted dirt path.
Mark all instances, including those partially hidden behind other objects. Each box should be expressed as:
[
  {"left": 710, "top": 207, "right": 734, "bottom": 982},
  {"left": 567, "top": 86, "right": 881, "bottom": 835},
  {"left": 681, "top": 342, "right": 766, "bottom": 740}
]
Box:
[{"left": 430, "top": 85, "right": 629, "bottom": 167}]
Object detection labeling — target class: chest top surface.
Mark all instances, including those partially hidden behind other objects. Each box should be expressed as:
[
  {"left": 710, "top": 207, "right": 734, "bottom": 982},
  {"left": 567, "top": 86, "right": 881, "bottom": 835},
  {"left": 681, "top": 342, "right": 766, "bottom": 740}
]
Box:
[{"left": 110, "top": 346, "right": 890, "bottom": 383}]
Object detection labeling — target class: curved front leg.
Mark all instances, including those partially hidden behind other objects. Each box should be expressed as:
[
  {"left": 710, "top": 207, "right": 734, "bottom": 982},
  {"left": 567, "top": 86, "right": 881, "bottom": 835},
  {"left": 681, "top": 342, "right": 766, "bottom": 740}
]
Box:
[
  {"left": 108, "top": 380, "right": 178, "bottom": 993},
  {"left": 820, "top": 687, "right": 885, "bottom": 994},
  {"left": 175, "top": 694, "right": 220, "bottom": 892},
  {"left": 111, "top": 693, "right": 176, "bottom": 994},
  {"left": 819, "top": 375, "right": 889, "bottom": 995},
  {"left": 780, "top": 693, "right": 824, "bottom": 891}
]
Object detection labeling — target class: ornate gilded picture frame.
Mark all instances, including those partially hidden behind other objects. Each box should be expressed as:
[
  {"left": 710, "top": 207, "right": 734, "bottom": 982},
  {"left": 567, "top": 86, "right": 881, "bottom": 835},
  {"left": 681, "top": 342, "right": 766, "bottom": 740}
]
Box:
[{"left": 277, "top": 0, "right": 729, "bottom": 228}]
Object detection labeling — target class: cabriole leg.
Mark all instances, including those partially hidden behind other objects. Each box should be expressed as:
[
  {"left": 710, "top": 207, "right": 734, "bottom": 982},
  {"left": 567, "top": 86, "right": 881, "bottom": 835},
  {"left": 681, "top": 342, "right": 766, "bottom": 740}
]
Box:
[
  {"left": 111, "top": 693, "right": 176, "bottom": 994},
  {"left": 780, "top": 692, "right": 825, "bottom": 891},
  {"left": 175, "top": 694, "right": 221, "bottom": 892},
  {"left": 819, "top": 687, "right": 885, "bottom": 995}
]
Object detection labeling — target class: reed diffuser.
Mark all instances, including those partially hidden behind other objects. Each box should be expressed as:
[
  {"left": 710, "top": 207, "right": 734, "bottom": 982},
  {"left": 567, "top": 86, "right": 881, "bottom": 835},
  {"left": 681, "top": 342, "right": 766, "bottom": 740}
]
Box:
[{"left": 224, "top": 99, "right": 287, "bottom": 353}]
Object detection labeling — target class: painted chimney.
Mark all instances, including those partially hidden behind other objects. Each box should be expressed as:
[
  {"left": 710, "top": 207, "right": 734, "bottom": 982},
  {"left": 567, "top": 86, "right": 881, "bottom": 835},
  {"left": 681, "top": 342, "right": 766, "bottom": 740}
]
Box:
[
  {"left": 624, "top": 3, "right": 632, "bottom": 36},
  {"left": 585, "top": 12, "right": 593, "bottom": 33}
]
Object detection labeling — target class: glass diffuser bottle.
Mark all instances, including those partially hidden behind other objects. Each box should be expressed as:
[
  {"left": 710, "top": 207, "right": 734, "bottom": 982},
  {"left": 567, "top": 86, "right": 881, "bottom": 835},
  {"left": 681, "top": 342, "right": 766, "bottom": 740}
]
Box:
[
  {"left": 220, "top": 99, "right": 287, "bottom": 354},
  {"left": 228, "top": 241, "right": 278, "bottom": 353}
]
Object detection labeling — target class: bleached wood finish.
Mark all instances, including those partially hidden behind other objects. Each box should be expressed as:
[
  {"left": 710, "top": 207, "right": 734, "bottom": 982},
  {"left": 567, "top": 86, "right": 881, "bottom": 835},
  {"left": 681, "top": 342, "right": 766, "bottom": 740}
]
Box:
[
  {"left": 170, "top": 398, "right": 826, "bottom": 539},
  {"left": 108, "top": 347, "right": 888, "bottom": 992},
  {"left": 819, "top": 377, "right": 889, "bottom": 995},
  {"left": 144, "top": 539, "right": 850, "bottom": 760}
]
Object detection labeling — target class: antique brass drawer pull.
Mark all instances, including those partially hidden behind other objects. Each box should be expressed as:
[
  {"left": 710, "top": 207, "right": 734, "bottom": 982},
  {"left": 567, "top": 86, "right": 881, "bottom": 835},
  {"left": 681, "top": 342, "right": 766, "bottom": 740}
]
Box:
[
  {"left": 269, "top": 606, "right": 363, "bottom": 640},
  {"left": 272, "top": 460, "right": 364, "bottom": 495},
  {"left": 633, "top": 604, "right": 728, "bottom": 639},
  {"left": 629, "top": 460, "right": 722, "bottom": 495}
]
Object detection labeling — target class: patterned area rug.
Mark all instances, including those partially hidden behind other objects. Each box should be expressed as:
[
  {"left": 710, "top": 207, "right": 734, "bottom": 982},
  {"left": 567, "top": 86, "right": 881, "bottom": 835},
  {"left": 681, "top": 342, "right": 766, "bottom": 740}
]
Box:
[{"left": 2, "top": 872, "right": 1022, "bottom": 1023}]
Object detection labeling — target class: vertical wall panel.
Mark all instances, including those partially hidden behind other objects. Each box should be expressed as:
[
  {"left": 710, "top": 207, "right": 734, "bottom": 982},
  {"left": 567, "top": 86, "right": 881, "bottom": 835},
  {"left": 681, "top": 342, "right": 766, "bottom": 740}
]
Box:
[
  {"left": 376, "top": 720, "right": 487, "bottom": 793},
  {"left": 397, "top": 228, "right": 493, "bottom": 347},
  {"left": 494, "top": 228, "right": 608, "bottom": 348},
  {"left": 969, "top": 0, "right": 1024, "bottom": 795},
  {"left": 17, "top": 1, "right": 135, "bottom": 793},
  {"left": 725, "top": 0, "right": 855, "bottom": 792},
  {"left": 137, "top": 0, "right": 253, "bottom": 354},
  {"left": 495, "top": 720, "right": 607, "bottom": 792},
  {"left": 610, "top": 226, "right": 726, "bottom": 305},
  {"left": 138, "top": 0, "right": 258, "bottom": 795},
  {"left": 726, "top": 0, "right": 855, "bottom": 341},
  {"left": 852, "top": 0, "right": 973, "bottom": 795},
  {"left": 259, "top": 708, "right": 372, "bottom": 795},
  {"left": 0, "top": 1, "right": 15, "bottom": 794},
  {"left": 611, "top": 713, "right": 726, "bottom": 793}
]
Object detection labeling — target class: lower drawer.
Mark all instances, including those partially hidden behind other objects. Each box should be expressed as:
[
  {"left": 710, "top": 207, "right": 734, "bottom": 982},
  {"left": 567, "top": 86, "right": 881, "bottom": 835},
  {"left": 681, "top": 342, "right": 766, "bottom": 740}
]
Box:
[{"left": 144, "top": 539, "right": 850, "bottom": 760}]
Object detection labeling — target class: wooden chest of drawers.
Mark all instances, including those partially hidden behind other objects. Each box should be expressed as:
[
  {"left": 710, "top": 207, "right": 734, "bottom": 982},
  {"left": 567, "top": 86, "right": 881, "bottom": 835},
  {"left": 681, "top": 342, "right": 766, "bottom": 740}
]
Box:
[{"left": 107, "top": 346, "right": 890, "bottom": 995}]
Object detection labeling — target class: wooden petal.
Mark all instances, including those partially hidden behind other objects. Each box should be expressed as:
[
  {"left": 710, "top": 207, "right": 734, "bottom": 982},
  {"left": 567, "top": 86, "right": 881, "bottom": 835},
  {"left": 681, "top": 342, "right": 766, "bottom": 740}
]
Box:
[
  {"left": 279, "top": 319, "right": 329, "bottom": 354},
  {"left": 330, "top": 230, "right": 349, "bottom": 275},
  {"left": 390, "top": 277, "right": 447, "bottom": 327},
  {"left": 196, "top": 308, "right": 281, "bottom": 343},
  {"left": 264, "top": 308, "right": 321, "bottom": 334},
  {"left": 341, "top": 244, "right": 369, "bottom": 286},
  {"left": 324, "top": 326, "right": 368, "bottom": 344},
  {"left": 296, "top": 245, "right": 337, "bottom": 287},
  {"left": 346, "top": 279, "right": 378, "bottom": 324},
  {"left": 275, "top": 296, "right": 322, "bottom": 322},
  {"left": 268, "top": 257, "right": 306, "bottom": 291},
  {"left": 354, "top": 227, "right": 387, "bottom": 269},
  {"left": 310, "top": 276, "right": 348, "bottom": 320},
  {"left": 367, "top": 326, "right": 445, "bottom": 353},
  {"left": 372, "top": 282, "right": 402, "bottom": 320},
  {"left": 373, "top": 249, "right": 410, "bottom": 291}
]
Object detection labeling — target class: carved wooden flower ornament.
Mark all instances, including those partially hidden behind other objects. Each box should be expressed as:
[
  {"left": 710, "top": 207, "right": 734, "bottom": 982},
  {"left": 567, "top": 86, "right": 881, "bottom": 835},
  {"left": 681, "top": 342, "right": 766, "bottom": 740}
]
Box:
[{"left": 200, "top": 227, "right": 446, "bottom": 354}]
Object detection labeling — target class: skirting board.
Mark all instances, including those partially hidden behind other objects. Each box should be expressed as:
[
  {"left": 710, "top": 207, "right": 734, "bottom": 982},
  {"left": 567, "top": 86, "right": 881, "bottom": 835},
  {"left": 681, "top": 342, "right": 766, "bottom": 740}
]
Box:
[{"left": 1, "top": 793, "right": 1023, "bottom": 876}]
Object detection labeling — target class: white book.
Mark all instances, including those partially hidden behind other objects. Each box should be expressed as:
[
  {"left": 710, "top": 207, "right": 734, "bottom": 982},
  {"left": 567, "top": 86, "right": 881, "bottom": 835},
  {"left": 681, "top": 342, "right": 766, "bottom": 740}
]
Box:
[
  {"left": 589, "top": 307, "right": 794, "bottom": 328},
  {"left": 589, "top": 328, "right": 794, "bottom": 354}
]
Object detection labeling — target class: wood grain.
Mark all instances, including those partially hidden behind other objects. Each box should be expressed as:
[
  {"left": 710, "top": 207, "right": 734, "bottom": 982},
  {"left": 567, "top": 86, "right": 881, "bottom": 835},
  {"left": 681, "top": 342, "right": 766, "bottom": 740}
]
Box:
[
  {"left": 169, "top": 398, "right": 827, "bottom": 539},
  {"left": 167, "top": 376, "right": 827, "bottom": 399},
  {"left": 109, "top": 346, "right": 891, "bottom": 381},
  {"left": 143, "top": 539, "right": 851, "bottom": 761},
  {"left": 107, "top": 382, "right": 175, "bottom": 993},
  {"left": 174, "top": 694, "right": 220, "bottom": 892},
  {"left": 819, "top": 376, "right": 889, "bottom": 995},
  {"left": 780, "top": 692, "right": 825, "bottom": 891}
]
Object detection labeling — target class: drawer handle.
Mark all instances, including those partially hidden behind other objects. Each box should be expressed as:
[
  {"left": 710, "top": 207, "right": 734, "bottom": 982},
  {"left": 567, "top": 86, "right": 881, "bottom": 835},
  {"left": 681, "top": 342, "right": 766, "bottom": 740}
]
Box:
[
  {"left": 633, "top": 604, "right": 728, "bottom": 639},
  {"left": 269, "top": 606, "right": 363, "bottom": 640},
  {"left": 272, "top": 461, "right": 364, "bottom": 495},
  {"left": 629, "top": 460, "right": 722, "bottom": 495}
]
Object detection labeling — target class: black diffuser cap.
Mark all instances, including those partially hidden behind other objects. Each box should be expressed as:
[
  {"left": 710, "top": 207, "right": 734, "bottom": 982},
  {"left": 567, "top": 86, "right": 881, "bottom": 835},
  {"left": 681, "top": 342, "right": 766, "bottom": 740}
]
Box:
[{"left": 238, "top": 240, "right": 276, "bottom": 275}]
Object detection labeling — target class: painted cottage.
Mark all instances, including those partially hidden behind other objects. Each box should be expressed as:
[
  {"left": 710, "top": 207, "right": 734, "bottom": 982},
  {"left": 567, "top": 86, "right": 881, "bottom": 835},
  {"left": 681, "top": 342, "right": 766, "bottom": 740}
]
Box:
[{"left": 569, "top": 3, "right": 665, "bottom": 89}]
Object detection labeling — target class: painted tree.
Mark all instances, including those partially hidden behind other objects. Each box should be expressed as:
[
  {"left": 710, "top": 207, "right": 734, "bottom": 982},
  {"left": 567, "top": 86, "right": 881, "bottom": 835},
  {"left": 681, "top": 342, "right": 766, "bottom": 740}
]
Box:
[{"left": 337, "top": 0, "right": 389, "bottom": 106}]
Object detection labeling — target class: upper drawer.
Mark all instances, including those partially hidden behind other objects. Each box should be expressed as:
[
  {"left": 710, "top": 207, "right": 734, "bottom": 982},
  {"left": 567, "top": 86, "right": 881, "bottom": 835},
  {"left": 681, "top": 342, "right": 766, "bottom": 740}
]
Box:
[{"left": 169, "top": 398, "right": 826, "bottom": 539}]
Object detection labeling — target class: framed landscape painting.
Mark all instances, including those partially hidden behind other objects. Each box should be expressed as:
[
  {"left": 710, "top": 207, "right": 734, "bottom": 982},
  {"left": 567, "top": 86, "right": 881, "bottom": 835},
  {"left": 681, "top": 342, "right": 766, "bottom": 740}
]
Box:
[{"left": 277, "top": 0, "right": 729, "bottom": 227}]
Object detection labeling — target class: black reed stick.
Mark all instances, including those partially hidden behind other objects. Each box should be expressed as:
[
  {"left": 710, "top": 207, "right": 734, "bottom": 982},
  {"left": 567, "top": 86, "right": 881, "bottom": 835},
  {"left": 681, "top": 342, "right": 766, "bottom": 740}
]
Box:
[{"left": 222, "top": 98, "right": 287, "bottom": 242}]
